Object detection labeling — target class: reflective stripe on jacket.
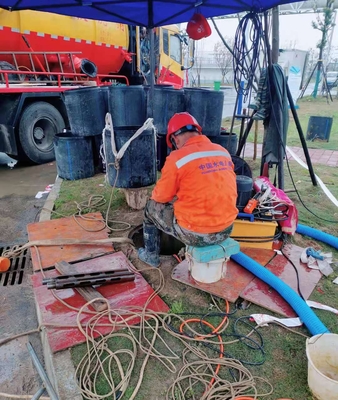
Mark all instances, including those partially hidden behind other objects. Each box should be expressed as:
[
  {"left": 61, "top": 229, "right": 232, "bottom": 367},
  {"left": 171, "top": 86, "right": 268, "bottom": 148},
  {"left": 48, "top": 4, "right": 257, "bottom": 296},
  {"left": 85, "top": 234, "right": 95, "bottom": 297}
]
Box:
[{"left": 151, "top": 135, "right": 238, "bottom": 234}]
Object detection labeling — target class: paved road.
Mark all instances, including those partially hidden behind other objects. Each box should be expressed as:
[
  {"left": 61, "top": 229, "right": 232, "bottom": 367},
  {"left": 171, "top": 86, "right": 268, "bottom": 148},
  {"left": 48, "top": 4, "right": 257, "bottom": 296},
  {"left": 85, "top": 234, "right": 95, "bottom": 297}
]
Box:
[{"left": 0, "top": 153, "right": 57, "bottom": 398}]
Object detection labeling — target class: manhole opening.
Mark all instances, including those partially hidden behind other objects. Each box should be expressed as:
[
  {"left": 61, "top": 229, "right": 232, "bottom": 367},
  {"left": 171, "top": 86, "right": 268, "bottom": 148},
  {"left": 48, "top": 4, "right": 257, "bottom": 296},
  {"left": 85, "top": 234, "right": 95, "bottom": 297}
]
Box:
[
  {"left": 0, "top": 245, "right": 29, "bottom": 286},
  {"left": 129, "top": 225, "right": 184, "bottom": 256}
]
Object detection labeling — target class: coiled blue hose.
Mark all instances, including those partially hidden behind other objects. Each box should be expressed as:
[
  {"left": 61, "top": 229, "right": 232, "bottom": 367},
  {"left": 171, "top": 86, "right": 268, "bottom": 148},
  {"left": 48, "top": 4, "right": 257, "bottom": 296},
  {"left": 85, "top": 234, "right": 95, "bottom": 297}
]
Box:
[
  {"left": 231, "top": 252, "right": 329, "bottom": 336},
  {"left": 296, "top": 224, "right": 338, "bottom": 250}
]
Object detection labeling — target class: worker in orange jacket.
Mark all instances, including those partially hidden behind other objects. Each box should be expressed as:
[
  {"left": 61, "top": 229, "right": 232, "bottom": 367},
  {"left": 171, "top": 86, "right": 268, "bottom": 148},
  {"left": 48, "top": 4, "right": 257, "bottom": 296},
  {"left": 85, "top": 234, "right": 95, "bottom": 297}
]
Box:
[{"left": 138, "top": 112, "right": 238, "bottom": 267}]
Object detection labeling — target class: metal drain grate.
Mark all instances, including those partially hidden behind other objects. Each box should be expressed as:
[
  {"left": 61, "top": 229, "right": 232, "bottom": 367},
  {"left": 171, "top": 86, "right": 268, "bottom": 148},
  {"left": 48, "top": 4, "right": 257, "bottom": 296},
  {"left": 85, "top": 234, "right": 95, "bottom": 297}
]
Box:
[{"left": 0, "top": 246, "right": 29, "bottom": 286}]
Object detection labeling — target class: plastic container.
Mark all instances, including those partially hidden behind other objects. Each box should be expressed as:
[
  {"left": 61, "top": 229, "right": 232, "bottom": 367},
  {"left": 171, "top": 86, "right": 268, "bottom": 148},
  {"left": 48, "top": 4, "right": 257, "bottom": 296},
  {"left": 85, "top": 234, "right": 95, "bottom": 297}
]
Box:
[
  {"left": 208, "top": 132, "right": 238, "bottom": 155},
  {"left": 157, "top": 135, "right": 169, "bottom": 171},
  {"left": 104, "top": 126, "right": 156, "bottom": 188},
  {"left": 189, "top": 257, "right": 226, "bottom": 283},
  {"left": 148, "top": 87, "right": 185, "bottom": 134},
  {"left": 236, "top": 175, "right": 253, "bottom": 211},
  {"left": 108, "top": 85, "right": 146, "bottom": 127},
  {"left": 306, "top": 333, "right": 338, "bottom": 400},
  {"left": 214, "top": 81, "right": 221, "bottom": 91},
  {"left": 64, "top": 87, "right": 107, "bottom": 136},
  {"left": 54, "top": 133, "right": 94, "bottom": 180},
  {"left": 230, "top": 219, "right": 278, "bottom": 249},
  {"left": 184, "top": 88, "right": 224, "bottom": 136},
  {"left": 306, "top": 116, "right": 333, "bottom": 142}
]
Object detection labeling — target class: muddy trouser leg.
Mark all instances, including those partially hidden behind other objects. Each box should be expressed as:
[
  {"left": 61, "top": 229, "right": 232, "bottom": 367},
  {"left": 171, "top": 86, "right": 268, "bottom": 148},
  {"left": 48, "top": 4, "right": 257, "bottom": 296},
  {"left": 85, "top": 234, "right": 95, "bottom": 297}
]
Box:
[
  {"left": 138, "top": 199, "right": 176, "bottom": 268},
  {"left": 144, "top": 199, "right": 233, "bottom": 247}
]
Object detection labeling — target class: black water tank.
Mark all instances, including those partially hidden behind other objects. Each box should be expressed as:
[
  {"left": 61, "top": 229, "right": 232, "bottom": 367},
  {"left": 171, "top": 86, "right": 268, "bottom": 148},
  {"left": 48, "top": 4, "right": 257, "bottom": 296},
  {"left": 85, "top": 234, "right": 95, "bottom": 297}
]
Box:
[
  {"left": 64, "top": 87, "right": 107, "bottom": 136},
  {"left": 104, "top": 126, "right": 156, "bottom": 188},
  {"left": 108, "top": 85, "right": 146, "bottom": 127},
  {"left": 306, "top": 116, "right": 333, "bottom": 142},
  {"left": 54, "top": 133, "right": 94, "bottom": 180},
  {"left": 236, "top": 175, "right": 253, "bottom": 211},
  {"left": 208, "top": 132, "right": 238, "bottom": 155},
  {"left": 184, "top": 88, "right": 224, "bottom": 136},
  {"left": 147, "top": 87, "right": 185, "bottom": 134},
  {"left": 157, "top": 135, "right": 169, "bottom": 171}
]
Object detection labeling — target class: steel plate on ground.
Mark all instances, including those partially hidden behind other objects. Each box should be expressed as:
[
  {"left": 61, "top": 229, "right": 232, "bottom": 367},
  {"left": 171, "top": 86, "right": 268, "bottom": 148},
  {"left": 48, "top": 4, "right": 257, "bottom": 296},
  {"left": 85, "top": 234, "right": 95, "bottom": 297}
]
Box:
[
  {"left": 172, "top": 248, "right": 275, "bottom": 303},
  {"left": 27, "top": 212, "right": 113, "bottom": 271},
  {"left": 31, "top": 251, "right": 169, "bottom": 353},
  {"left": 240, "top": 244, "right": 322, "bottom": 317}
]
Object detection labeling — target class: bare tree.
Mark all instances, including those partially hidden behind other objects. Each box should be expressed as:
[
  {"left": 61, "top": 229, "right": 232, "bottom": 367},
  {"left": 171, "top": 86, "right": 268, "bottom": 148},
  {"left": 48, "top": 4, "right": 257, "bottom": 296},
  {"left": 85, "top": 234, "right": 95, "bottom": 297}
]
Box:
[
  {"left": 193, "top": 40, "right": 204, "bottom": 87},
  {"left": 311, "top": 0, "right": 336, "bottom": 97},
  {"left": 213, "top": 39, "right": 234, "bottom": 84}
]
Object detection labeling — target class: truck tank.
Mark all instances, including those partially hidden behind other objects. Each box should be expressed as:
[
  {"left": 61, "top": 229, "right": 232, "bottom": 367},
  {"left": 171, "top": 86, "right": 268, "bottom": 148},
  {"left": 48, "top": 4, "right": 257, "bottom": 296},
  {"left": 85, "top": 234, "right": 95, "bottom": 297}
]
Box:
[{"left": 0, "top": 9, "right": 131, "bottom": 75}]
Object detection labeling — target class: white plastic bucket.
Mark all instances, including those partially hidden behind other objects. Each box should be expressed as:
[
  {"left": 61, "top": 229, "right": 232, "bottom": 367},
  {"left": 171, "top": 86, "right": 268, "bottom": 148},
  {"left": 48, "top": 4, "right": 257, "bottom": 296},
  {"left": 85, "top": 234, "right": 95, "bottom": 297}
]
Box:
[
  {"left": 306, "top": 333, "right": 338, "bottom": 400},
  {"left": 188, "top": 255, "right": 227, "bottom": 284}
]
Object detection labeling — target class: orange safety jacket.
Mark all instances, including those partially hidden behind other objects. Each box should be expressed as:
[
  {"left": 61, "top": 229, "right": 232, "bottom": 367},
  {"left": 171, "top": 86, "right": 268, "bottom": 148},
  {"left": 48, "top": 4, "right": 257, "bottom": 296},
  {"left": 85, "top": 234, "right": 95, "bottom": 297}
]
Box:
[{"left": 151, "top": 135, "right": 238, "bottom": 234}]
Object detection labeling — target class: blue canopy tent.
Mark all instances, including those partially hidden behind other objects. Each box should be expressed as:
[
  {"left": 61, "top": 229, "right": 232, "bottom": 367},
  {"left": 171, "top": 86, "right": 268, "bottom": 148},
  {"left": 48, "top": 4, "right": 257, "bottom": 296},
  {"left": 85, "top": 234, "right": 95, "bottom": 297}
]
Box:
[{"left": 0, "top": 0, "right": 300, "bottom": 27}]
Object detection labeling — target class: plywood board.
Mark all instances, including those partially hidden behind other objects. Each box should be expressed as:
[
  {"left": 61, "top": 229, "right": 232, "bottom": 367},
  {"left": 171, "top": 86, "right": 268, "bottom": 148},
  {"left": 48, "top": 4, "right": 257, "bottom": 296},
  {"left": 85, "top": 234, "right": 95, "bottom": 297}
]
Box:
[
  {"left": 27, "top": 212, "right": 113, "bottom": 271},
  {"left": 31, "top": 252, "right": 169, "bottom": 352}
]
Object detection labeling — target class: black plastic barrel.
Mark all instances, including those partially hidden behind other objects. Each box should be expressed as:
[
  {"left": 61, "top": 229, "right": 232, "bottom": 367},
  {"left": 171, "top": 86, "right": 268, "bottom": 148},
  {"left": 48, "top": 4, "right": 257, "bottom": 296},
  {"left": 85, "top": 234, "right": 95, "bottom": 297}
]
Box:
[
  {"left": 104, "top": 126, "right": 156, "bottom": 188},
  {"left": 185, "top": 88, "right": 224, "bottom": 136},
  {"left": 208, "top": 132, "right": 238, "bottom": 155},
  {"left": 64, "top": 87, "right": 107, "bottom": 136},
  {"left": 236, "top": 175, "right": 253, "bottom": 211},
  {"left": 306, "top": 116, "right": 333, "bottom": 142},
  {"left": 54, "top": 133, "right": 94, "bottom": 180},
  {"left": 157, "top": 135, "right": 169, "bottom": 171},
  {"left": 108, "top": 85, "right": 146, "bottom": 127},
  {"left": 148, "top": 87, "right": 185, "bottom": 134}
]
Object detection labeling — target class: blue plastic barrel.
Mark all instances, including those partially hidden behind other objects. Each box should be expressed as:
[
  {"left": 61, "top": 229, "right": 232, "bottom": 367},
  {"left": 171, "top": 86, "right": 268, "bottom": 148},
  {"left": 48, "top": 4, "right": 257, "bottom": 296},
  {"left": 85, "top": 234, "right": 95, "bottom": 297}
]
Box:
[
  {"left": 64, "top": 87, "right": 107, "bottom": 136},
  {"left": 184, "top": 88, "right": 224, "bottom": 136},
  {"left": 208, "top": 132, "right": 238, "bottom": 155},
  {"left": 148, "top": 87, "right": 185, "bottom": 134},
  {"left": 104, "top": 126, "right": 156, "bottom": 188},
  {"left": 54, "top": 133, "right": 94, "bottom": 180},
  {"left": 108, "top": 85, "right": 146, "bottom": 127}
]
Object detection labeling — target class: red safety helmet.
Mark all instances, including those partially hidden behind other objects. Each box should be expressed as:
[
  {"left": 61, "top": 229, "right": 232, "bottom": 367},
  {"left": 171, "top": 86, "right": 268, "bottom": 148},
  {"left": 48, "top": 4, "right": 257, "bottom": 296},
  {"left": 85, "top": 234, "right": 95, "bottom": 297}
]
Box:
[
  {"left": 186, "top": 13, "right": 212, "bottom": 41},
  {"left": 166, "top": 112, "right": 202, "bottom": 149}
]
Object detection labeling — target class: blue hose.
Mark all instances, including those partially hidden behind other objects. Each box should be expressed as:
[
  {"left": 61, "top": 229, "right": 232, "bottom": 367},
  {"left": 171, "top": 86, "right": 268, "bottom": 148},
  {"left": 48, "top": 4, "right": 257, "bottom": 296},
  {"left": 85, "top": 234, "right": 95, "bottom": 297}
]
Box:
[
  {"left": 231, "top": 252, "right": 329, "bottom": 335},
  {"left": 296, "top": 224, "right": 338, "bottom": 250}
]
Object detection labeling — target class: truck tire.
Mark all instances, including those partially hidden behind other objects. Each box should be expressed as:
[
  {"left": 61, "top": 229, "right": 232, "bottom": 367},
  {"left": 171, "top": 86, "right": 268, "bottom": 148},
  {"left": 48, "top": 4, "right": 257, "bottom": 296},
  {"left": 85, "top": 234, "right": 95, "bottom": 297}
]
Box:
[
  {"left": 18, "top": 102, "right": 65, "bottom": 164},
  {"left": 0, "top": 61, "right": 21, "bottom": 82}
]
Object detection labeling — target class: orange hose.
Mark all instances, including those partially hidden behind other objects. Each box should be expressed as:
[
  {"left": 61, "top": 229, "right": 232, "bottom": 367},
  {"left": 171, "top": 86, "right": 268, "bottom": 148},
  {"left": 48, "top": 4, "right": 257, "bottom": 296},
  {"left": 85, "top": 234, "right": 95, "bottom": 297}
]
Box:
[
  {"left": 172, "top": 254, "right": 182, "bottom": 263},
  {"left": 179, "top": 300, "right": 230, "bottom": 387}
]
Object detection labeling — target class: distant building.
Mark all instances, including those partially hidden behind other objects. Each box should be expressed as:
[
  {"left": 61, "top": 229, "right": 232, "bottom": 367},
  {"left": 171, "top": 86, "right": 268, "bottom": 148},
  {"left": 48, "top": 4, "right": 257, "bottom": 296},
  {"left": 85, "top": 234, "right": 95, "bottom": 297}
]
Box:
[{"left": 188, "top": 50, "right": 234, "bottom": 86}]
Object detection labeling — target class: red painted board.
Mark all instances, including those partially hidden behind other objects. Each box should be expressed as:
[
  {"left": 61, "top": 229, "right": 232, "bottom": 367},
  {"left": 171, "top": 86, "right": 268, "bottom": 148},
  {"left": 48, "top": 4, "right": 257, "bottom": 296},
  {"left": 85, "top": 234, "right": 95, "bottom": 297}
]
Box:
[
  {"left": 171, "top": 248, "right": 275, "bottom": 303},
  {"left": 240, "top": 244, "right": 322, "bottom": 317},
  {"left": 27, "top": 213, "right": 114, "bottom": 271},
  {"left": 31, "top": 252, "right": 169, "bottom": 353}
]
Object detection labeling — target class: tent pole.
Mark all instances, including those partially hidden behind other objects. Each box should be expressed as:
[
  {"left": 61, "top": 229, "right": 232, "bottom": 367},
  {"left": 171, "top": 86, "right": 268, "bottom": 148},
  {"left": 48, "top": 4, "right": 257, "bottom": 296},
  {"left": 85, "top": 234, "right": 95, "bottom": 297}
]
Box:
[{"left": 149, "top": 28, "right": 155, "bottom": 118}]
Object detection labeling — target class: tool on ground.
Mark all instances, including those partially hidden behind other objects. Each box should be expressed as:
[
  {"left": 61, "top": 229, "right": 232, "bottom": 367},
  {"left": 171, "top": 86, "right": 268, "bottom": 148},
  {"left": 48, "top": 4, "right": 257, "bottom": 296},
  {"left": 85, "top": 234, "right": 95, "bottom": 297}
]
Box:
[
  {"left": 0, "top": 256, "right": 11, "bottom": 272},
  {"left": 43, "top": 269, "right": 135, "bottom": 289},
  {"left": 27, "top": 342, "right": 59, "bottom": 400}
]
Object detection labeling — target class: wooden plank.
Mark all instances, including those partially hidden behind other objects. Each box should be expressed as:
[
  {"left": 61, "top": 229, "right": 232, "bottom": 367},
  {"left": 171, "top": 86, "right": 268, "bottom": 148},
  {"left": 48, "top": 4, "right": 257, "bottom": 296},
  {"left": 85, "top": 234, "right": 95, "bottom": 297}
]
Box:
[{"left": 55, "top": 260, "right": 108, "bottom": 312}]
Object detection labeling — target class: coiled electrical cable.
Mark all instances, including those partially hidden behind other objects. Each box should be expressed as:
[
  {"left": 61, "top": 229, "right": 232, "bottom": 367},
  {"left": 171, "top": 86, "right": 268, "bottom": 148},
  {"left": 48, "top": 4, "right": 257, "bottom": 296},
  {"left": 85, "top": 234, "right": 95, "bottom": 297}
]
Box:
[{"left": 232, "top": 12, "right": 264, "bottom": 100}]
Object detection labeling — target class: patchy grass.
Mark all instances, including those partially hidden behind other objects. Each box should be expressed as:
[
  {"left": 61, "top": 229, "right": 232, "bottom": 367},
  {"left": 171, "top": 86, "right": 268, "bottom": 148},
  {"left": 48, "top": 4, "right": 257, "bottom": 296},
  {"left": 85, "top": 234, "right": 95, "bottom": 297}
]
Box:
[
  {"left": 56, "top": 158, "right": 338, "bottom": 400},
  {"left": 225, "top": 96, "right": 338, "bottom": 151}
]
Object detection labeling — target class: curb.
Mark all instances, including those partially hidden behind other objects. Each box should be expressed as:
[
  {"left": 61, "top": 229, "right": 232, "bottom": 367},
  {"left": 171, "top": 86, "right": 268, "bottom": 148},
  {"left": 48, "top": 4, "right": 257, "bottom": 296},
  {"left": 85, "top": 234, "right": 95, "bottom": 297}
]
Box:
[{"left": 37, "top": 175, "right": 83, "bottom": 400}]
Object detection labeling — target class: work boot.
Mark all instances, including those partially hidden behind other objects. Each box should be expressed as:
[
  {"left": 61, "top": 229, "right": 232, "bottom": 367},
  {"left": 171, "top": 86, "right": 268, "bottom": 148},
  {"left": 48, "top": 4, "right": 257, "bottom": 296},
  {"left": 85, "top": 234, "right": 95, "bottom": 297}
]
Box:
[{"left": 138, "top": 223, "right": 161, "bottom": 267}]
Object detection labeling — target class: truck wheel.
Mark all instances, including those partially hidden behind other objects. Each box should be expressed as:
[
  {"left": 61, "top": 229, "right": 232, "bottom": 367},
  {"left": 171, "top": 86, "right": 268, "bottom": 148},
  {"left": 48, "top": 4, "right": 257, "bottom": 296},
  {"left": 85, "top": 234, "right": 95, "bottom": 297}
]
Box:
[
  {"left": 0, "top": 61, "right": 21, "bottom": 81},
  {"left": 18, "top": 102, "right": 65, "bottom": 164}
]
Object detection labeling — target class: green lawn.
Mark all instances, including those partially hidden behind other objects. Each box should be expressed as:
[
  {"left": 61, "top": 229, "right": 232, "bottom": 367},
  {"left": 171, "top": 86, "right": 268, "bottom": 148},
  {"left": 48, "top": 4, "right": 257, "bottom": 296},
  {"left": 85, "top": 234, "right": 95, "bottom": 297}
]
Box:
[
  {"left": 54, "top": 159, "right": 338, "bottom": 400},
  {"left": 225, "top": 96, "right": 338, "bottom": 151}
]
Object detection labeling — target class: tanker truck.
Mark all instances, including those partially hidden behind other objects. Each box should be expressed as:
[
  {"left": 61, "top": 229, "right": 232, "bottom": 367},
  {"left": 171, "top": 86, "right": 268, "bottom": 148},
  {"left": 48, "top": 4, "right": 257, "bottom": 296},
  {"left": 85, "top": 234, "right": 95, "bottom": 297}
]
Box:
[{"left": 0, "top": 9, "right": 185, "bottom": 164}]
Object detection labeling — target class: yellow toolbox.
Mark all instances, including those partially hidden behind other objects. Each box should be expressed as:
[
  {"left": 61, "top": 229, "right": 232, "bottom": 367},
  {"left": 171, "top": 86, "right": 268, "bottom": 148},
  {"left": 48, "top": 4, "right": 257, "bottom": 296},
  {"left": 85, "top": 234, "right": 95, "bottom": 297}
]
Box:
[{"left": 230, "top": 218, "right": 278, "bottom": 249}]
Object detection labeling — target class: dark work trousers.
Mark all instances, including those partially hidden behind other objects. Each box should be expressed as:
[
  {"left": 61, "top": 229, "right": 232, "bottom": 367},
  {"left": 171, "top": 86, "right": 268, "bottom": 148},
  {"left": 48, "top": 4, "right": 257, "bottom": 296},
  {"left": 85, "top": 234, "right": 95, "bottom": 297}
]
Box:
[{"left": 144, "top": 199, "right": 233, "bottom": 247}]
